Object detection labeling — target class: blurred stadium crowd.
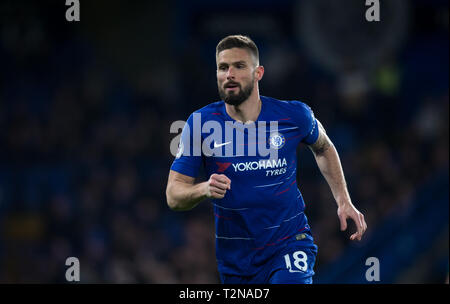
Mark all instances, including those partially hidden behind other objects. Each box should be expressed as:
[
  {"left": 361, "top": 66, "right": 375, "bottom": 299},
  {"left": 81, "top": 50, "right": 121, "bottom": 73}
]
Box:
[{"left": 0, "top": 1, "right": 448, "bottom": 283}]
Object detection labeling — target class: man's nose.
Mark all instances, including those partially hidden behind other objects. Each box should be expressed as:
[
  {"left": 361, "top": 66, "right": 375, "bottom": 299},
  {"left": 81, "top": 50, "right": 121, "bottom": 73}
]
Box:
[{"left": 226, "top": 67, "right": 235, "bottom": 79}]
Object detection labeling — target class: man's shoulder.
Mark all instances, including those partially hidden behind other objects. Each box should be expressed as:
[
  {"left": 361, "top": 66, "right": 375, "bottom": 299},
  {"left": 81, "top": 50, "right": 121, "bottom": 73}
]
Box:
[
  {"left": 193, "top": 100, "right": 224, "bottom": 115},
  {"left": 262, "top": 96, "right": 312, "bottom": 113},
  {"left": 182, "top": 100, "right": 224, "bottom": 123}
]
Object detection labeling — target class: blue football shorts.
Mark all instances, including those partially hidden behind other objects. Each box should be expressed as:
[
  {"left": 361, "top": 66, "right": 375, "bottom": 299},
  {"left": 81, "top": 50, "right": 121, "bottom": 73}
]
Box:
[{"left": 220, "top": 241, "right": 318, "bottom": 284}]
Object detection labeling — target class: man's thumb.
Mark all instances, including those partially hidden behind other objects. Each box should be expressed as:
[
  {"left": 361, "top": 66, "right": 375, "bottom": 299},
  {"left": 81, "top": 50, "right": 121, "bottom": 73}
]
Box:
[{"left": 339, "top": 215, "right": 347, "bottom": 231}]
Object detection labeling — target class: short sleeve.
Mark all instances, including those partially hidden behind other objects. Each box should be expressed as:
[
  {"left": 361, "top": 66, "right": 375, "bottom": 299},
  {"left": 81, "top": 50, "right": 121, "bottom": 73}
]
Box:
[
  {"left": 291, "top": 101, "right": 319, "bottom": 145},
  {"left": 170, "top": 113, "right": 203, "bottom": 178}
]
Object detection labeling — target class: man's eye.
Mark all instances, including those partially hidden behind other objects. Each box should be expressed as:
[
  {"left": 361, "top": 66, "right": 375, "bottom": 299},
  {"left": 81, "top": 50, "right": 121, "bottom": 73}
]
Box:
[{"left": 219, "top": 66, "right": 227, "bottom": 71}]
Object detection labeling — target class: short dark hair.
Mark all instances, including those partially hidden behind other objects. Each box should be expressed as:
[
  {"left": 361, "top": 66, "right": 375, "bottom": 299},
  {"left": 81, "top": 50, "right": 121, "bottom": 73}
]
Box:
[{"left": 216, "top": 35, "right": 259, "bottom": 65}]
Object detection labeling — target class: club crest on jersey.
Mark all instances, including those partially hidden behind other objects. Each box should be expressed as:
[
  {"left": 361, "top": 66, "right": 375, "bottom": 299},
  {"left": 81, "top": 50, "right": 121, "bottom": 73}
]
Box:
[{"left": 269, "top": 132, "right": 285, "bottom": 149}]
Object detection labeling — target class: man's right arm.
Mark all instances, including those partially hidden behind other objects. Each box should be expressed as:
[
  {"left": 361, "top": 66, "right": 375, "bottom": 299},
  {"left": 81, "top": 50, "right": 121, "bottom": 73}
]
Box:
[{"left": 166, "top": 170, "right": 231, "bottom": 211}]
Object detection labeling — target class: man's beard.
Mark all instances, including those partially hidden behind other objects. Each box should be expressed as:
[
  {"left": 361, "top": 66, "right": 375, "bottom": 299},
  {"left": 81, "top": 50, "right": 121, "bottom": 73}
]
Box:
[{"left": 219, "top": 81, "right": 254, "bottom": 106}]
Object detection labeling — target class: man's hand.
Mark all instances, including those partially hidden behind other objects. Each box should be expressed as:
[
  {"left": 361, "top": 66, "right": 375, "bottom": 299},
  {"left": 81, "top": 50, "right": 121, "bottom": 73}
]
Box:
[
  {"left": 205, "top": 173, "right": 231, "bottom": 199},
  {"left": 337, "top": 202, "right": 367, "bottom": 241}
]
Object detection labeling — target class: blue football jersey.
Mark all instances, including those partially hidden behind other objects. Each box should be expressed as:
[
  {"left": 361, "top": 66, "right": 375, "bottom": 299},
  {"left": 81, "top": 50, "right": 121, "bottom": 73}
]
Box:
[{"left": 170, "top": 95, "right": 319, "bottom": 276}]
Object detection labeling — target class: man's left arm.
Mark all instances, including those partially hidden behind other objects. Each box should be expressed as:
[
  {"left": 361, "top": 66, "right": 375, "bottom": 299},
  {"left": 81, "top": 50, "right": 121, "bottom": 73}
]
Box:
[{"left": 308, "top": 119, "right": 367, "bottom": 241}]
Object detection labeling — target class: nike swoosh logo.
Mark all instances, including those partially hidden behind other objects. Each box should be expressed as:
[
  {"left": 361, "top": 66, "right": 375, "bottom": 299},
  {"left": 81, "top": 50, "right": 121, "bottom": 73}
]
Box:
[{"left": 213, "top": 141, "right": 232, "bottom": 148}]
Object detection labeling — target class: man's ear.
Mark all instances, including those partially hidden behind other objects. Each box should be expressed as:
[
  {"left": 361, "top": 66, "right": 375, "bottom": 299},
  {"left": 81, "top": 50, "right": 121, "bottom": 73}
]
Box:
[{"left": 255, "top": 65, "right": 264, "bottom": 81}]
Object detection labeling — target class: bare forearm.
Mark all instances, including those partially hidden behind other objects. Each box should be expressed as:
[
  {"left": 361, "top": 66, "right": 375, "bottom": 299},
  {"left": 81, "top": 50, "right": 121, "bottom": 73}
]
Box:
[
  {"left": 314, "top": 145, "right": 351, "bottom": 206},
  {"left": 166, "top": 171, "right": 231, "bottom": 212},
  {"left": 166, "top": 180, "right": 207, "bottom": 211},
  {"left": 308, "top": 120, "right": 352, "bottom": 207}
]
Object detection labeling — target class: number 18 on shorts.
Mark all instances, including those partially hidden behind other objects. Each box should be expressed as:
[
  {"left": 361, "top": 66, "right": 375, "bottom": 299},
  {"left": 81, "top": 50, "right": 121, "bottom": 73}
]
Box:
[
  {"left": 269, "top": 247, "right": 317, "bottom": 284},
  {"left": 284, "top": 250, "right": 308, "bottom": 272}
]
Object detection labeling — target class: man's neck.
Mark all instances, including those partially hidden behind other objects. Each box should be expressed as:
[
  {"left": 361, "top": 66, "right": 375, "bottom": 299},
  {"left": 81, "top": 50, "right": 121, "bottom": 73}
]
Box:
[{"left": 225, "top": 92, "right": 262, "bottom": 123}]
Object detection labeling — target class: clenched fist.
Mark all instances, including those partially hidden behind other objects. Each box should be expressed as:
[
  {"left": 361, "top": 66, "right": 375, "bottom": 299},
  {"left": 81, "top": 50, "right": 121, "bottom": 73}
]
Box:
[{"left": 205, "top": 174, "right": 231, "bottom": 199}]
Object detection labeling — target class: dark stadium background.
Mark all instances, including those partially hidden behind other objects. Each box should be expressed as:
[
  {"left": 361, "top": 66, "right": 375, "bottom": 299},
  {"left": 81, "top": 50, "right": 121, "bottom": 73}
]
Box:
[{"left": 0, "top": 0, "right": 448, "bottom": 283}]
